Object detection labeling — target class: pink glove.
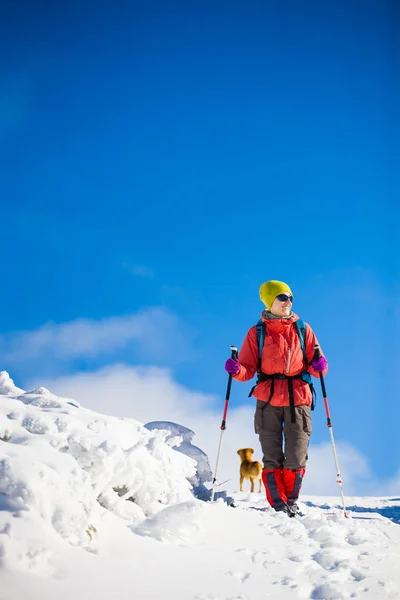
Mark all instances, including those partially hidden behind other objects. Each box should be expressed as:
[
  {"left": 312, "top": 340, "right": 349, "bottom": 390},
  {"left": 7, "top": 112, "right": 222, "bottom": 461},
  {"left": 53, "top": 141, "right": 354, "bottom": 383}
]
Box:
[
  {"left": 310, "top": 356, "right": 327, "bottom": 372},
  {"left": 225, "top": 358, "right": 240, "bottom": 374}
]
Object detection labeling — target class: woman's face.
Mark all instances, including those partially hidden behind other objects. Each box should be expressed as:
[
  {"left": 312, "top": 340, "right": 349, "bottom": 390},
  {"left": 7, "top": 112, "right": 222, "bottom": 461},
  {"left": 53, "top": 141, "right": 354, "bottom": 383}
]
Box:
[{"left": 270, "top": 294, "right": 293, "bottom": 317}]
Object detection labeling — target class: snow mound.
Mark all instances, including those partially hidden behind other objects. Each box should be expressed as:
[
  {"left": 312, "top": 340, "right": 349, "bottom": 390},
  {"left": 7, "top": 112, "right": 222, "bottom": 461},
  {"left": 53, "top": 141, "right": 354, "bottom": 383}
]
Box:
[
  {"left": 26, "top": 386, "right": 53, "bottom": 396},
  {"left": 144, "top": 420, "right": 212, "bottom": 484},
  {"left": 0, "top": 372, "right": 197, "bottom": 575},
  {"left": 0, "top": 371, "right": 25, "bottom": 396},
  {"left": 144, "top": 420, "right": 233, "bottom": 505}
]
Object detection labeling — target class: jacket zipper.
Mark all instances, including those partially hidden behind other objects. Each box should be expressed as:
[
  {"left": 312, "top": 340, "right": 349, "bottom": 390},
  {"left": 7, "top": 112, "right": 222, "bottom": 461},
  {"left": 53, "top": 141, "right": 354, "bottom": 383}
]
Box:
[{"left": 286, "top": 348, "right": 291, "bottom": 373}]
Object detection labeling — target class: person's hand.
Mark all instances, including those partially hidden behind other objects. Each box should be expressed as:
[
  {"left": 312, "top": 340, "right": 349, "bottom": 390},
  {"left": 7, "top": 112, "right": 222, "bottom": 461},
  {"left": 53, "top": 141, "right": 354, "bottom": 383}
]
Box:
[
  {"left": 225, "top": 358, "right": 240, "bottom": 374},
  {"left": 310, "top": 356, "right": 327, "bottom": 372}
]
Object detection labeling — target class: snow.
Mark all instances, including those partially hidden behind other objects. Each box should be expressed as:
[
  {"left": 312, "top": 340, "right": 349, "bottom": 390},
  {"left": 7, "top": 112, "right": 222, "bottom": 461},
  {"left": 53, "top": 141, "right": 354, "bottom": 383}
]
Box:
[
  {"left": 0, "top": 370, "right": 399, "bottom": 600},
  {"left": 142, "top": 420, "right": 233, "bottom": 503},
  {"left": 144, "top": 420, "right": 213, "bottom": 486}
]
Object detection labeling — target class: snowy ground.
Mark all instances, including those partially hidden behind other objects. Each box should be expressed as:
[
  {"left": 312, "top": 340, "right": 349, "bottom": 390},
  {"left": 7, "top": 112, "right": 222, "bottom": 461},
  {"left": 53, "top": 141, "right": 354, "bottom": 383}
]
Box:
[{"left": 0, "top": 371, "right": 399, "bottom": 600}]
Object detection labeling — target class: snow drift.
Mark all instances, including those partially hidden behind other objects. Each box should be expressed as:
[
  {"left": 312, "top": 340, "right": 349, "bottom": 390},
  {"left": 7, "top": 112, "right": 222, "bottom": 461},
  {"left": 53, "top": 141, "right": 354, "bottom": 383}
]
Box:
[{"left": 0, "top": 371, "right": 205, "bottom": 568}]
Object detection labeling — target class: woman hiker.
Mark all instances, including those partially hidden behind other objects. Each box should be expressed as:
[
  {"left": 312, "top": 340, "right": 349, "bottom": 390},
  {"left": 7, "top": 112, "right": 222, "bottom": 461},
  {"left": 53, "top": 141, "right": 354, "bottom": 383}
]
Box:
[{"left": 224, "top": 280, "right": 327, "bottom": 516}]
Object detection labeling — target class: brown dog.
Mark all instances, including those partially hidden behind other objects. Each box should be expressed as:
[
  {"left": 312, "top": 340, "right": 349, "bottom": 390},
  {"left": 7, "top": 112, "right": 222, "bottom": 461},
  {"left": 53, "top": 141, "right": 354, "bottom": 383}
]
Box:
[{"left": 237, "top": 448, "right": 262, "bottom": 493}]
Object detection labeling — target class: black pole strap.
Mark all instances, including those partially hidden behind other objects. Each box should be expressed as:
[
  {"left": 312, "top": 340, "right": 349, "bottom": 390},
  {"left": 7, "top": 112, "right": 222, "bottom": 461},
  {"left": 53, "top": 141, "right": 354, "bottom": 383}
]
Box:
[
  {"left": 220, "top": 346, "right": 238, "bottom": 430},
  {"left": 288, "top": 378, "right": 296, "bottom": 423},
  {"left": 313, "top": 344, "right": 327, "bottom": 397}
]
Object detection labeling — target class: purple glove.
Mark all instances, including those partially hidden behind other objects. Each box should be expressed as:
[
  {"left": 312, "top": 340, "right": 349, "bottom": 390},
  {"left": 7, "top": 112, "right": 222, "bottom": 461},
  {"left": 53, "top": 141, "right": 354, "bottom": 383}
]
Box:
[
  {"left": 310, "top": 356, "right": 327, "bottom": 372},
  {"left": 225, "top": 358, "right": 240, "bottom": 374}
]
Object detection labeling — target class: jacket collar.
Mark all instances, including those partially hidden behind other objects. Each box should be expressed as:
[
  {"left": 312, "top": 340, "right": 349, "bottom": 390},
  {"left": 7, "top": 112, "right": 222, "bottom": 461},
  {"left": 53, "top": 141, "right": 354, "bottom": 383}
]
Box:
[{"left": 261, "top": 310, "right": 299, "bottom": 326}]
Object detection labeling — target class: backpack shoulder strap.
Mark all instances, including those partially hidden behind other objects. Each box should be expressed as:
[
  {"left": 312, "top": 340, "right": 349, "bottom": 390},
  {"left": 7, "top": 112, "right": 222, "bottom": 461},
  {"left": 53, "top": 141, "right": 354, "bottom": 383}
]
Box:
[
  {"left": 255, "top": 319, "right": 266, "bottom": 373},
  {"left": 294, "top": 319, "right": 308, "bottom": 367},
  {"left": 295, "top": 319, "right": 317, "bottom": 410},
  {"left": 256, "top": 318, "right": 308, "bottom": 371}
]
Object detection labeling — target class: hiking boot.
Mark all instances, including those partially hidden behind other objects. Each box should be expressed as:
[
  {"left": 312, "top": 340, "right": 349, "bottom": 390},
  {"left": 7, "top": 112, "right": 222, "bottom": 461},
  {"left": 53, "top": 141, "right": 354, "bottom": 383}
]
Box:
[
  {"left": 274, "top": 503, "right": 295, "bottom": 518},
  {"left": 288, "top": 502, "right": 299, "bottom": 515}
]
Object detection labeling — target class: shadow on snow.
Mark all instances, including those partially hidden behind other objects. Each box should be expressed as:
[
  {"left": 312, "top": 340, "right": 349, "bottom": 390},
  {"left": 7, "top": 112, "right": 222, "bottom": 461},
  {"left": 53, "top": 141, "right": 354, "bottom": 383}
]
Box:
[{"left": 304, "top": 501, "right": 400, "bottom": 525}]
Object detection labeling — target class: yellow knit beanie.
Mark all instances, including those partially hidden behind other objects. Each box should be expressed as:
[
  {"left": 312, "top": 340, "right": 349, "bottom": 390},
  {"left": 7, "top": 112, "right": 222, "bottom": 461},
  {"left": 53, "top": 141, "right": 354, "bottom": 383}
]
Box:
[{"left": 259, "top": 280, "right": 293, "bottom": 310}]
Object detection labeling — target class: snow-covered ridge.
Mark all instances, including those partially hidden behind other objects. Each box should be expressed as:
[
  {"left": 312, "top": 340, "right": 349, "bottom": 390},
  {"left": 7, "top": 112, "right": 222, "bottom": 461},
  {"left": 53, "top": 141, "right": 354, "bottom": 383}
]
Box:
[{"left": 0, "top": 371, "right": 399, "bottom": 600}]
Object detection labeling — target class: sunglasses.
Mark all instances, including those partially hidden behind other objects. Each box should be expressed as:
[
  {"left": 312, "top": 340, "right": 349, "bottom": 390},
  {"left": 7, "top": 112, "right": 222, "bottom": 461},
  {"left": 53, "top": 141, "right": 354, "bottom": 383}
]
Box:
[{"left": 276, "top": 294, "right": 293, "bottom": 303}]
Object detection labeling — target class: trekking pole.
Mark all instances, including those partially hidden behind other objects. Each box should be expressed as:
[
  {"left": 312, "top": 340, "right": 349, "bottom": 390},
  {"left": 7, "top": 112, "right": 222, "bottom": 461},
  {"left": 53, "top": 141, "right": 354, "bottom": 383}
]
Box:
[
  {"left": 314, "top": 345, "right": 348, "bottom": 518},
  {"left": 210, "top": 345, "right": 238, "bottom": 502}
]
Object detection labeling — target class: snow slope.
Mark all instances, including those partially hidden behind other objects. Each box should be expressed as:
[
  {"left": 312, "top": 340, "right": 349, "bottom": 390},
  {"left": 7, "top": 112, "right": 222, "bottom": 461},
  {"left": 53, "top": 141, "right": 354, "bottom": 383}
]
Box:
[{"left": 0, "top": 371, "right": 399, "bottom": 600}]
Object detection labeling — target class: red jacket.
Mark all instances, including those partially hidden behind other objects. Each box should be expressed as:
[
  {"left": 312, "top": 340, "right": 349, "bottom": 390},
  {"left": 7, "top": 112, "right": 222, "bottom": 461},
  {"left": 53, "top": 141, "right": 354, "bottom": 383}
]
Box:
[{"left": 234, "top": 312, "right": 327, "bottom": 407}]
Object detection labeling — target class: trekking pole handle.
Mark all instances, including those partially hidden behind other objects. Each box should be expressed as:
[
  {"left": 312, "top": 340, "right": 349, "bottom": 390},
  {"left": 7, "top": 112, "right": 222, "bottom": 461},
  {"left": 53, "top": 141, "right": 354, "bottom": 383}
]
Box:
[
  {"left": 221, "top": 346, "right": 238, "bottom": 430},
  {"left": 313, "top": 344, "right": 327, "bottom": 397}
]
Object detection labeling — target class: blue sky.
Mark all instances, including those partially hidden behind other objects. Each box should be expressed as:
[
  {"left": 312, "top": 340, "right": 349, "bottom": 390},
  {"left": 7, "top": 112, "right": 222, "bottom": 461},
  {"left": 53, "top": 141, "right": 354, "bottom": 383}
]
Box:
[{"left": 0, "top": 1, "right": 398, "bottom": 489}]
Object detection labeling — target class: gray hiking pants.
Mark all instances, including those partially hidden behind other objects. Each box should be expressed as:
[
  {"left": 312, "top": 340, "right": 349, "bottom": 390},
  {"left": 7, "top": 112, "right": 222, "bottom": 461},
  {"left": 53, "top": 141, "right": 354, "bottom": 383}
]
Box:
[{"left": 254, "top": 401, "right": 312, "bottom": 470}]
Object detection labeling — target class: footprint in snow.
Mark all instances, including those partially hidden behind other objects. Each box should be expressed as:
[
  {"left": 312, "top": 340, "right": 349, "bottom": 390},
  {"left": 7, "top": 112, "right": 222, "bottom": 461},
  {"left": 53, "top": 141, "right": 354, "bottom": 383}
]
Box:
[
  {"left": 225, "top": 571, "right": 251, "bottom": 584},
  {"left": 310, "top": 582, "right": 345, "bottom": 599},
  {"left": 350, "top": 567, "right": 366, "bottom": 581},
  {"left": 346, "top": 532, "right": 369, "bottom": 546},
  {"left": 312, "top": 547, "right": 355, "bottom": 571},
  {"left": 236, "top": 548, "right": 270, "bottom": 565},
  {"left": 307, "top": 525, "right": 341, "bottom": 544},
  {"left": 287, "top": 552, "right": 305, "bottom": 562},
  {"left": 279, "top": 575, "right": 297, "bottom": 588}
]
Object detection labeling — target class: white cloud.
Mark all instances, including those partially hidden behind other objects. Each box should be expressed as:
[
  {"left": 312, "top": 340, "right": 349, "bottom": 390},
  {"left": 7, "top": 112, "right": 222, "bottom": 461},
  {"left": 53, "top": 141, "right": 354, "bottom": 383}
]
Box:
[
  {"left": 383, "top": 470, "right": 400, "bottom": 496},
  {"left": 303, "top": 441, "right": 371, "bottom": 496},
  {"left": 0, "top": 307, "right": 197, "bottom": 365},
  {"left": 32, "top": 364, "right": 399, "bottom": 499}
]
